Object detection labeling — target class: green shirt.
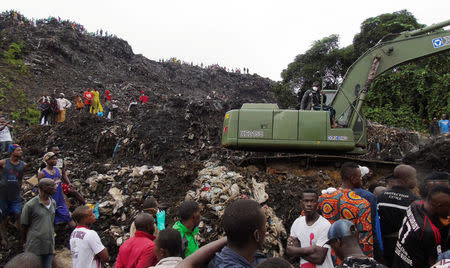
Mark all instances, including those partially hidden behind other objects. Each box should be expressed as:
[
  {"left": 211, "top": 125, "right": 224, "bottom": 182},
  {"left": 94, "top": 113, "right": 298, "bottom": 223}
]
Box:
[
  {"left": 172, "top": 221, "right": 199, "bottom": 257},
  {"left": 21, "top": 195, "right": 56, "bottom": 255}
]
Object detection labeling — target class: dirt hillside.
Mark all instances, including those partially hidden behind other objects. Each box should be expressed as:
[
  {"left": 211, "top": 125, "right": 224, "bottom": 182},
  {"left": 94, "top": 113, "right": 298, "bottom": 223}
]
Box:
[{"left": 0, "top": 11, "right": 448, "bottom": 266}]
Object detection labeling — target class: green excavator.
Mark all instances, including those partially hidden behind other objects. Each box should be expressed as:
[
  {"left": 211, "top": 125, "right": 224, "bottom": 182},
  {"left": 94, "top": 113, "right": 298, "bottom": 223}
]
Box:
[{"left": 222, "top": 20, "right": 450, "bottom": 156}]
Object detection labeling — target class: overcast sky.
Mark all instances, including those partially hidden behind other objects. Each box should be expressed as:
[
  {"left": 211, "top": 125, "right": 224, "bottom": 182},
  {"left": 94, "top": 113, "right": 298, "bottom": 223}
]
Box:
[{"left": 3, "top": 0, "right": 449, "bottom": 81}]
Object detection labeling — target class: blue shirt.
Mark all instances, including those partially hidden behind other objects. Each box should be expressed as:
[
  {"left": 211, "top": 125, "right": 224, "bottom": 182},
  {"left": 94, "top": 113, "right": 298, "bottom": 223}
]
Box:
[
  {"left": 353, "top": 188, "right": 384, "bottom": 253},
  {"left": 208, "top": 246, "right": 255, "bottom": 268},
  {"left": 439, "top": 119, "right": 449, "bottom": 133}
]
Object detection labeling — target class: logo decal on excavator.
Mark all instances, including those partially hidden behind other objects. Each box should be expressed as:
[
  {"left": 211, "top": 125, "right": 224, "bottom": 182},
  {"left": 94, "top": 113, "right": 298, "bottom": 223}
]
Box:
[
  {"left": 432, "top": 36, "right": 450, "bottom": 48},
  {"left": 328, "top": 136, "right": 348, "bottom": 141},
  {"left": 240, "top": 130, "right": 264, "bottom": 138}
]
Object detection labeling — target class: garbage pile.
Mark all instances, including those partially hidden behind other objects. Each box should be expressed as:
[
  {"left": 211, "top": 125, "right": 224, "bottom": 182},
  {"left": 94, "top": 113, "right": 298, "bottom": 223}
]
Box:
[
  {"left": 21, "top": 163, "right": 166, "bottom": 259},
  {"left": 185, "top": 161, "right": 287, "bottom": 257},
  {"left": 404, "top": 133, "right": 450, "bottom": 172},
  {"left": 365, "top": 122, "right": 430, "bottom": 161}
]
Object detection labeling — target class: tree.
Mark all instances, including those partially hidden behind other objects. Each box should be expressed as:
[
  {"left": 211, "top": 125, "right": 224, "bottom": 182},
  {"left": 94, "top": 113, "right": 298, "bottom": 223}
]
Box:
[{"left": 353, "top": 10, "right": 423, "bottom": 58}]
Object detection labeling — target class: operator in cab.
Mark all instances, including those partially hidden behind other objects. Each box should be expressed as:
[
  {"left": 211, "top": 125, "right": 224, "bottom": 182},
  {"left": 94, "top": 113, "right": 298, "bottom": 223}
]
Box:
[{"left": 300, "top": 81, "right": 337, "bottom": 127}]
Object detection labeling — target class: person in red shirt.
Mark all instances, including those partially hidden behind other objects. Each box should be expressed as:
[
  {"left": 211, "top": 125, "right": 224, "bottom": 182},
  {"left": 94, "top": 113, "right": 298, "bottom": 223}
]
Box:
[
  {"left": 139, "top": 91, "right": 148, "bottom": 105},
  {"left": 115, "top": 213, "right": 158, "bottom": 268},
  {"left": 83, "top": 89, "right": 93, "bottom": 112}
]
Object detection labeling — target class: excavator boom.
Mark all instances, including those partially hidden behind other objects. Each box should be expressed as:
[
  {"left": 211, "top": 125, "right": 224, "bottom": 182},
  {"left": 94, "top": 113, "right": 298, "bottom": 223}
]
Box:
[{"left": 333, "top": 20, "right": 450, "bottom": 129}]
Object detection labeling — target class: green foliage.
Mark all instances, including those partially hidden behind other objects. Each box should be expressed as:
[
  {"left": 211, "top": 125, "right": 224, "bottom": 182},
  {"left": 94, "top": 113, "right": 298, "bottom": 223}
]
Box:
[
  {"left": 353, "top": 10, "right": 423, "bottom": 57},
  {"left": 11, "top": 107, "right": 40, "bottom": 125},
  {"left": 3, "top": 42, "right": 28, "bottom": 74},
  {"left": 273, "top": 82, "right": 297, "bottom": 108},
  {"left": 366, "top": 54, "right": 450, "bottom": 131},
  {"left": 281, "top": 35, "right": 352, "bottom": 91},
  {"left": 0, "top": 74, "right": 39, "bottom": 125}
]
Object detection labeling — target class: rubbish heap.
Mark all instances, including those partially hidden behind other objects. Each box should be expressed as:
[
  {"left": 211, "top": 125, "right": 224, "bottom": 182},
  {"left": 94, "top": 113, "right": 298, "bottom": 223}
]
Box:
[
  {"left": 404, "top": 133, "right": 450, "bottom": 172},
  {"left": 185, "top": 161, "right": 287, "bottom": 257},
  {"left": 22, "top": 164, "right": 166, "bottom": 258},
  {"left": 365, "top": 122, "right": 430, "bottom": 161}
]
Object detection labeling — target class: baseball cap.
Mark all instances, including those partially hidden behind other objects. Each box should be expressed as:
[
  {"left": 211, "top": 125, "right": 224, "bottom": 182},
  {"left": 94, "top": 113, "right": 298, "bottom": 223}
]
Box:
[
  {"left": 325, "top": 219, "right": 357, "bottom": 244},
  {"left": 359, "top": 165, "right": 370, "bottom": 177}
]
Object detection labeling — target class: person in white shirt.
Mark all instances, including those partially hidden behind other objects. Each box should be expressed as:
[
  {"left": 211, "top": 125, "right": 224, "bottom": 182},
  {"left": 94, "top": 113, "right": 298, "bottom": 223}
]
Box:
[
  {"left": 56, "top": 93, "right": 71, "bottom": 123},
  {"left": 0, "top": 117, "right": 13, "bottom": 152},
  {"left": 286, "top": 189, "right": 334, "bottom": 268},
  {"left": 70, "top": 205, "right": 109, "bottom": 268}
]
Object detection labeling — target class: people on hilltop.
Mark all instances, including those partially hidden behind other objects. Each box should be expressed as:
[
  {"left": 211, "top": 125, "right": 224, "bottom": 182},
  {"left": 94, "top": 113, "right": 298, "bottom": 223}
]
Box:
[
  {"left": 139, "top": 90, "right": 148, "bottom": 105},
  {"left": 83, "top": 89, "right": 93, "bottom": 113},
  {"left": 49, "top": 94, "right": 59, "bottom": 125},
  {"left": 37, "top": 94, "right": 50, "bottom": 125},
  {"left": 104, "top": 90, "right": 112, "bottom": 118},
  {"left": 439, "top": 113, "right": 449, "bottom": 134},
  {"left": 90, "top": 88, "right": 103, "bottom": 116},
  {"left": 430, "top": 117, "right": 440, "bottom": 137},
  {"left": 56, "top": 93, "right": 71, "bottom": 123},
  {"left": 0, "top": 117, "right": 14, "bottom": 153},
  {"left": 74, "top": 91, "right": 84, "bottom": 112}
]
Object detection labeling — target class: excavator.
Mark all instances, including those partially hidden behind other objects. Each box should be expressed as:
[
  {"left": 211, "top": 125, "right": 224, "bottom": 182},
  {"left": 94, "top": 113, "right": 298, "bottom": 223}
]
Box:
[{"left": 222, "top": 20, "right": 450, "bottom": 161}]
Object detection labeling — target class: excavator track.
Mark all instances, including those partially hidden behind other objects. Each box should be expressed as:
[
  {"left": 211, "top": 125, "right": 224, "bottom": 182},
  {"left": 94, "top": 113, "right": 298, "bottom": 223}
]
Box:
[{"left": 237, "top": 153, "right": 400, "bottom": 172}]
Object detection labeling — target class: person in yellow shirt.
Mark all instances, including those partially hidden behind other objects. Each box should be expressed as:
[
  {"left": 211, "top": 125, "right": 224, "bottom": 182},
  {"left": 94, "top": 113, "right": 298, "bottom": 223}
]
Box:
[{"left": 89, "top": 88, "right": 103, "bottom": 115}]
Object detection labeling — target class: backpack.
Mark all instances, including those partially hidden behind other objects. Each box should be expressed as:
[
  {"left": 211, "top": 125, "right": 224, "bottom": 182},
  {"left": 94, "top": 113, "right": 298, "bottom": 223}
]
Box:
[{"left": 40, "top": 102, "right": 50, "bottom": 112}]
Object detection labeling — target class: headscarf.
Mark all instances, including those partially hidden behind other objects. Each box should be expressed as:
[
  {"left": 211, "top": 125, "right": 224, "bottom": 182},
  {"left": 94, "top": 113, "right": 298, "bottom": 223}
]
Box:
[
  {"left": 42, "top": 152, "right": 56, "bottom": 163},
  {"left": 8, "top": 144, "right": 20, "bottom": 153}
]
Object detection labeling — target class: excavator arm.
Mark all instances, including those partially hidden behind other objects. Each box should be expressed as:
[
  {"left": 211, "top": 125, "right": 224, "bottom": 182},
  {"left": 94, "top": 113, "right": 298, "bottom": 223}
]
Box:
[{"left": 332, "top": 19, "right": 450, "bottom": 129}]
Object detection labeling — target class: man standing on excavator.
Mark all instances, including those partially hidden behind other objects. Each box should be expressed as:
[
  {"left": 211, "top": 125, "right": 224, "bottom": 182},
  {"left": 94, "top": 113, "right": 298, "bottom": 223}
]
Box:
[{"left": 300, "top": 81, "right": 336, "bottom": 127}]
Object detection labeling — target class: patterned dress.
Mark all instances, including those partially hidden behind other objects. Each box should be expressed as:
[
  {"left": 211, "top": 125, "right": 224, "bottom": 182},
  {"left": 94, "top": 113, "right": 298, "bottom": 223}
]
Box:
[{"left": 319, "top": 188, "right": 374, "bottom": 257}]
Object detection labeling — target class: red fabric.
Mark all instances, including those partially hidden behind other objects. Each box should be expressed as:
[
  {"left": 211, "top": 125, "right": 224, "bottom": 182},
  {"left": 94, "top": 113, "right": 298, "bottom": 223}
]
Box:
[
  {"left": 139, "top": 95, "right": 148, "bottom": 104},
  {"left": 105, "top": 93, "right": 111, "bottom": 101},
  {"left": 83, "top": 91, "right": 93, "bottom": 105},
  {"left": 115, "top": 231, "right": 157, "bottom": 268},
  {"left": 62, "top": 183, "right": 70, "bottom": 195}
]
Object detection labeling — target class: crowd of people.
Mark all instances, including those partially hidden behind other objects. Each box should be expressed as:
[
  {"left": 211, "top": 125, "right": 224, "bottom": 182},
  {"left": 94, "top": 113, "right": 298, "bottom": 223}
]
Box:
[
  {"left": 158, "top": 58, "right": 251, "bottom": 75},
  {"left": 0, "top": 140, "right": 449, "bottom": 268},
  {"left": 0, "top": 11, "right": 116, "bottom": 40},
  {"left": 430, "top": 114, "right": 450, "bottom": 136},
  {"left": 36, "top": 87, "right": 151, "bottom": 125}
]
